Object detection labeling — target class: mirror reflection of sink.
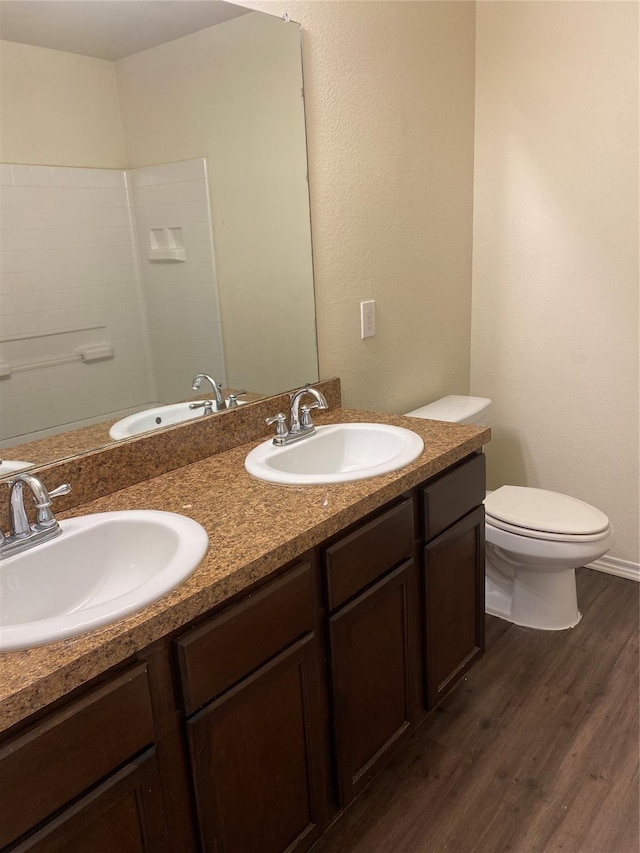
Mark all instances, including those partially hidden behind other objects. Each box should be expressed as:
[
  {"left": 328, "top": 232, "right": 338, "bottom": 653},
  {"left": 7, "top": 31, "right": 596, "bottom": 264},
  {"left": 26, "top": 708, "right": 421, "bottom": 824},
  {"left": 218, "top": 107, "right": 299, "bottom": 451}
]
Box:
[
  {"left": 0, "top": 510, "right": 208, "bottom": 652},
  {"left": 245, "top": 423, "right": 424, "bottom": 486},
  {"left": 109, "top": 399, "right": 247, "bottom": 440},
  {"left": 0, "top": 460, "right": 33, "bottom": 477}
]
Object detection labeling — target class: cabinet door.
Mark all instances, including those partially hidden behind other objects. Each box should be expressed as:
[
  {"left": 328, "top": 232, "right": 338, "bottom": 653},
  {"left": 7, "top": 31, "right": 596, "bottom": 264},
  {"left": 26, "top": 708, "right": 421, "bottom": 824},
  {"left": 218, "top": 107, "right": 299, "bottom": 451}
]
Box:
[
  {"left": 424, "top": 505, "right": 485, "bottom": 708},
  {"left": 187, "top": 634, "right": 326, "bottom": 853},
  {"left": 0, "top": 664, "right": 156, "bottom": 849},
  {"left": 328, "top": 560, "right": 415, "bottom": 806},
  {"left": 11, "top": 749, "right": 170, "bottom": 853}
]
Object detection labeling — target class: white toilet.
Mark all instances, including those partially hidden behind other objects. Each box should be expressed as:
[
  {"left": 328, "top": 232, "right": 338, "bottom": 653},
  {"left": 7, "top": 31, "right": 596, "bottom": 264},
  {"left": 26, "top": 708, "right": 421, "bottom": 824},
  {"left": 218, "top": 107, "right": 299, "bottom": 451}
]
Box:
[{"left": 405, "top": 396, "right": 614, "bottom": 631}]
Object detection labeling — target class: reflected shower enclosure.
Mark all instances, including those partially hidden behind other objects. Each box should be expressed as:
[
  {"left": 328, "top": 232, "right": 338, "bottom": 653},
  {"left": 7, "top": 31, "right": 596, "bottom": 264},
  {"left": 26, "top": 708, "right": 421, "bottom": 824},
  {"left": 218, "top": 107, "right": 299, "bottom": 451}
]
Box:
[{"left": 0, "top": 2, "right": 318, "bottom": 449}]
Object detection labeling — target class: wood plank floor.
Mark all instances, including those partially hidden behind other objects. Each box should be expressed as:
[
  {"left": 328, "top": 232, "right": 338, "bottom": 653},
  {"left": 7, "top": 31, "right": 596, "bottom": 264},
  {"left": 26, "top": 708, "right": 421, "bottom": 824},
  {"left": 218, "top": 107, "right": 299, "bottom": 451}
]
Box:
[{"left": 313, "top": 568, "right": 639, "bottom": 853}]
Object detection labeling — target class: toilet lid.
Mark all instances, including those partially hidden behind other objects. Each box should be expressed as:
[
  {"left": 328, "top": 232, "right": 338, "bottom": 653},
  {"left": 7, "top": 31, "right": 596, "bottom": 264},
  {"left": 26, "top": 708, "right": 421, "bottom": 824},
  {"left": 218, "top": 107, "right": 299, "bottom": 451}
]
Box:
[
  {"left": 484, "top": 486, "right": 610, "bottom": 536},
  {"left": 405, "top": 395, "right": 491, "bottom": 425}
]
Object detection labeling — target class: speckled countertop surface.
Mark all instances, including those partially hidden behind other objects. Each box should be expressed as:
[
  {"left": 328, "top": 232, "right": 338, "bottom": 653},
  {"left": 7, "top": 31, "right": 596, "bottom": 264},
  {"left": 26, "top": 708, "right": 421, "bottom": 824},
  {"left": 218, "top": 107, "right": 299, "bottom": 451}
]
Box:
[{"left": 0, "top": 408, "right": 489, "bottom": 733}]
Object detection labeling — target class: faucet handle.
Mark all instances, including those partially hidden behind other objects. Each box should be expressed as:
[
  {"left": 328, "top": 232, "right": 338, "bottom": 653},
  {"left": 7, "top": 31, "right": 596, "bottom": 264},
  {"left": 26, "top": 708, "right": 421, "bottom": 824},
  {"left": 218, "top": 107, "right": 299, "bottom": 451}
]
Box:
[
  {"left": 226, "top": 391, "right": 247, "bottom": 409},
  {"left": 34, "top": 483, "right": 71, "bottom": 529},
  {"left": 190, "top": 400, "right": 214, "bottom": 415},
  {"left": 299, "top": 403, "right": 322, "bottom": 429},
  {"left": 265, "top": 412, "right": 288, "bottom": 441},
  {"left": 48, "top": 483, "right": 71, "bottom": 500}
]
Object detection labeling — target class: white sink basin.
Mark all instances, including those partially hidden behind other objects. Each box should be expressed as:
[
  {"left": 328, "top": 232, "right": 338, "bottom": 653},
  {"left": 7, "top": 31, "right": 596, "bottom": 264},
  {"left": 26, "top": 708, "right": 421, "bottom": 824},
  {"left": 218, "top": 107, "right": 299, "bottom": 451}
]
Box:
[
  {"left": 0, "top": 510, "right": 208, "bottom": 651},
  {"left": 245, "top": 423, "right": 424, "bottom": 486},
  {"left": 110, "top": 399, "right": 247, "bottom": 440},
  {"left": 0, "top": 459, "right": 33, "bottom": 477}
]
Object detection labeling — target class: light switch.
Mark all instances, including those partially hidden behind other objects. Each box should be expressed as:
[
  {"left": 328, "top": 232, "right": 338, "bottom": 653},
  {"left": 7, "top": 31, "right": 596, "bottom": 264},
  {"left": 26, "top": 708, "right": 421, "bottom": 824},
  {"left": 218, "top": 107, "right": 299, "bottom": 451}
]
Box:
[{"left": 360, "top": 300, "right": 376, "bottom": 339}]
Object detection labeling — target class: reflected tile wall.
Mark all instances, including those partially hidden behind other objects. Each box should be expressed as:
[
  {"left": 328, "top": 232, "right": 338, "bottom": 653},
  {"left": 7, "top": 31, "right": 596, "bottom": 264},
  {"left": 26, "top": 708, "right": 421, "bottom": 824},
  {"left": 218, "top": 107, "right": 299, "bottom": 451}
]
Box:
[
  {"left": 0, "top": 164, "right": 156, "bottom": 446},
  {"left": 129, "top": 158, "right": 226, "bottom": 403},
  {"left": 0, "top": 159, "right": 226, "bottom": 447}
]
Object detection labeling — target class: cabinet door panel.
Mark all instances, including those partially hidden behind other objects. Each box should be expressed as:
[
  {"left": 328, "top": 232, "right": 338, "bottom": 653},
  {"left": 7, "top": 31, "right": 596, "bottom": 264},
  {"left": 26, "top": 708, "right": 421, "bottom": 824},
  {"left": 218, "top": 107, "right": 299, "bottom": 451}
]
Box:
[
  {"left": 424, "top": 506, "right": 485, "bottom": 708},
  {"left": 11, "top": 749, "right": 169, "bottom": 853},
  {"left": 187, "top": 634, "right": 325, "bottom": 853},
  {"left": 329, "top": 561, "right": 413, "bottom": 806},
  {"left": 0, "top": 664, "right": 155, "bottom": 849}
]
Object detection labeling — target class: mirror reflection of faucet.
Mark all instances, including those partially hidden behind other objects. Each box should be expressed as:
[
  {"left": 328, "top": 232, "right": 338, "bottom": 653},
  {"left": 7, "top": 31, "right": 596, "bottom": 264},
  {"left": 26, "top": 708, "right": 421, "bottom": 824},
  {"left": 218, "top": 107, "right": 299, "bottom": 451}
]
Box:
[
  {"left": 191, "top": 374, "right": 227, "bottom": 412},
  {"left": 190, "top": 375, "right": 248, "bottom": 414},
  {"left": 265, "top": 387, "right": 329, "bottom": 446}
]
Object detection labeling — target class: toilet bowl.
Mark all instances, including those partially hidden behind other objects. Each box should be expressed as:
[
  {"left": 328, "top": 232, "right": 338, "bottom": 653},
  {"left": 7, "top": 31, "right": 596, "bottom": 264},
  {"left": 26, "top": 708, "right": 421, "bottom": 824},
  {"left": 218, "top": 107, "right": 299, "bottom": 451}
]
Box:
[
  {"left": 484, "top": 486, "right": 613, "bottom": 629},
  {"left": 405, "top": 396, "right": 613, "bottom": 630}
]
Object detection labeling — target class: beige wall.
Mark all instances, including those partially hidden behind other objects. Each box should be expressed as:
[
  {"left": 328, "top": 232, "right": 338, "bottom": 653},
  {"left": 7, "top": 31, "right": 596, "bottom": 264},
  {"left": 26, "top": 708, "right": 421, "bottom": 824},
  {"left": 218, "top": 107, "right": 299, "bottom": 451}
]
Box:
[
  {"left": 116, "top": 12, "right": 317, "bottom": 395},
  {"left": 0, "top": 40, "right": 126, "bottom": 168},
  {"left": 471, "top": 1, "right": 639, "bottom": 563},
  {"left": 244, "top": 1, "right": 638, "bottom": 565},
  {"left": 240, "top": 0, "right": 477, "bottom": 413},
  {"left": 5, "top": 2, "right": 636, "bottom": 564}
]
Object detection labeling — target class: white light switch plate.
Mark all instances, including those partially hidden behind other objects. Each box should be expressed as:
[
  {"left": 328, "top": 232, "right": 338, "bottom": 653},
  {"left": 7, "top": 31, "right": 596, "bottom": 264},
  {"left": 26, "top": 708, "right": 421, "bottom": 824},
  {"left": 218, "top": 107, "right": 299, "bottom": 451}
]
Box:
[{"left": 360, "top": 300, "right": 376, "bottom": 338}]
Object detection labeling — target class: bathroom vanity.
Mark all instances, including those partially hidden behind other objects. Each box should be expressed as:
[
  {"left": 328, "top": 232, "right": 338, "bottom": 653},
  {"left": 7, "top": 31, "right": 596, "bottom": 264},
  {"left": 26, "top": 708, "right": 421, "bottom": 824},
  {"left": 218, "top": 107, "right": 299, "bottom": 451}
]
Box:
[{"left": 0, "top": 406, "right": 488, "bottom": 852}]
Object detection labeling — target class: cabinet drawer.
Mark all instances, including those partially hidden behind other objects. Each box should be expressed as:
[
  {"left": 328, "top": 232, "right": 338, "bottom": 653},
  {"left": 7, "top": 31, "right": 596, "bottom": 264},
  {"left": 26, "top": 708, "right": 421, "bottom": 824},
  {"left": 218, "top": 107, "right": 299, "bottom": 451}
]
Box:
[
  {"left": 0, "top": 663, "right": 155, "bottom": 849},
  {"left": 421, "top": 453, "right": 485, "bottom": 541},
  {"left": 324, "top": 498, "right": 414, "bottom": 611},
  {"left": 177, "top": 560, "right": 315, "bottom": 715}
]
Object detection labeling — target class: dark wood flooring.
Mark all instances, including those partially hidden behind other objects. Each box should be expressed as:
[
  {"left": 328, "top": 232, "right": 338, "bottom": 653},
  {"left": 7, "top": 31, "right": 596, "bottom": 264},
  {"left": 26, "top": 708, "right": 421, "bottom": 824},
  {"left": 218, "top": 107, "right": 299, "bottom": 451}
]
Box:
[{"left": 313, "top": 568, "right": 640, "bottom": 853}]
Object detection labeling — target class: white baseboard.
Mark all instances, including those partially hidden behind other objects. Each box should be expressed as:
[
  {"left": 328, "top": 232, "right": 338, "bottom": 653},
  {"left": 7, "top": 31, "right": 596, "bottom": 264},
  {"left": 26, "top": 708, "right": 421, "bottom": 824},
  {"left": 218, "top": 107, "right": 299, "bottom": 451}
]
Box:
[{"left": 587, "top": 555, "right": 640, "bottom": 582}]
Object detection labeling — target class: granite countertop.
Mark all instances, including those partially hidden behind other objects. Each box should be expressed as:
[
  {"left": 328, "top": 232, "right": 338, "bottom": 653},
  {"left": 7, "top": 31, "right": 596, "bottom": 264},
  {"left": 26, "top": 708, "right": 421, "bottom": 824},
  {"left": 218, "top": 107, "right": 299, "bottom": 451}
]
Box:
[{"left": 0, "top": 408, "right": 489, "bottom": 733}]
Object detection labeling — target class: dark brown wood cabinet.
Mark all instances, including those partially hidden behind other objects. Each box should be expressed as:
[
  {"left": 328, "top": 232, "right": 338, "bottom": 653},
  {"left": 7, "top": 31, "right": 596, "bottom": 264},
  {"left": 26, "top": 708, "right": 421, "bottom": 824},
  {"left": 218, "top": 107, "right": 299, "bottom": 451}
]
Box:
[
  {"left": 187, "top": 635, "right": 326, "bottom": 853},
  {"left": 1, "top": 453, "right": 486, "bottom": 852},
  {"left": 322, "top": 497, "right": 419, "bottom": 806},
  {"left": 0, "top": 664, "right": 170, "bottom": 852},
  {"left": 328, "top": 560, "right": 415, "bottom": 805},
  {"left": 421, "top": 454, "right": 486, "bottom": 708},
  {"left": 8, "top": 749, "right": 169, "bottom": 853},
  {"left": 177, "top": 560, "right": 327, "bottom": 853}
]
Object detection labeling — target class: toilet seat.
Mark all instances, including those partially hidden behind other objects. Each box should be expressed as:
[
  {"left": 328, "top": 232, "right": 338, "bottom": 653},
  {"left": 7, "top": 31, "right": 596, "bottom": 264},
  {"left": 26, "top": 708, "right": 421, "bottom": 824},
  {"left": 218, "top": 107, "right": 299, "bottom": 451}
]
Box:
[{"left": 484, "top": 486, "right": 611, "bottom": 543}]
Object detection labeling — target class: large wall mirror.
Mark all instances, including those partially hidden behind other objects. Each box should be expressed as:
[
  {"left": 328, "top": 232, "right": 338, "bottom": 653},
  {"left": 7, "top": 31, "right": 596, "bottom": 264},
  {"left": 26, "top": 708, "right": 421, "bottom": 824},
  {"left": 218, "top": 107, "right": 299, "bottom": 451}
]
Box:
[{"left": 0, "top": 0, "right": 318, "bottom": 470}]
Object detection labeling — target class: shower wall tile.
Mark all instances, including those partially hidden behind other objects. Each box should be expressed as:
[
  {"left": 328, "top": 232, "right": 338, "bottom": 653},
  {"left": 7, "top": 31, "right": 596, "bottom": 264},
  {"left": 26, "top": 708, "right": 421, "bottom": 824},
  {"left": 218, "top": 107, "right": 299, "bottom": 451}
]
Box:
[
  {"left": 129, "top": 159, "right": 226, "bottom": 403},
  {"left": 0, "top": 163, "right": 156, "bottom": 446},
  {"left": 0, "top": 158, "right": 225, "bottom": 447}
]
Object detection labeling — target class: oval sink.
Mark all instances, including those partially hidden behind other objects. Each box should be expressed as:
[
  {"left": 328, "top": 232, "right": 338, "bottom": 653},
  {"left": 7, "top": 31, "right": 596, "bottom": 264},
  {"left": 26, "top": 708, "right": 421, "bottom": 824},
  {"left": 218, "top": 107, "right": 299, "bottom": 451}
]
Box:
[
  {"left": 0, "top": 459, "right": 33, "bottom": 477},
  {"left": 245, "top": 423, "right": 424, "bottom": 486},
  {"left": 110, "top": 399, "right": 247, "bottom": 440},
  {"left": 0, "top": 510, "right": 208, "bottom": 651}
]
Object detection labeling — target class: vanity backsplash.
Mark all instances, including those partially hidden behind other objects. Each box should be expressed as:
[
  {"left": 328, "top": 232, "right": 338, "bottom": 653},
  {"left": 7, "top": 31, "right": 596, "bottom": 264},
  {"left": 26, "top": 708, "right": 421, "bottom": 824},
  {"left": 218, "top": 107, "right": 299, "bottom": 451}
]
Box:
[{"left": 0, "top": 378, "right": 342, "bottom": 531}]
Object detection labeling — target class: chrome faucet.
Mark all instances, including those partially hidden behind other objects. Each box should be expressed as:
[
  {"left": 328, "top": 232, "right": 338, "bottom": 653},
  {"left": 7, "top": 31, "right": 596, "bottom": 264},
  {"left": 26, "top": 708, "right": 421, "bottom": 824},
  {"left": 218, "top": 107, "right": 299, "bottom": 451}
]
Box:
[
  {"left": 289, "top": 387, "right": 329, "bottom": 434},
  {"left": 266, "top": 387, "right": 329, "bottom": 446},
  {"left": 191, "top": 374, "right": 226, "bottom": 412},
  {"left": 1, "top": 474, "right": 71, "bottom": 558}
]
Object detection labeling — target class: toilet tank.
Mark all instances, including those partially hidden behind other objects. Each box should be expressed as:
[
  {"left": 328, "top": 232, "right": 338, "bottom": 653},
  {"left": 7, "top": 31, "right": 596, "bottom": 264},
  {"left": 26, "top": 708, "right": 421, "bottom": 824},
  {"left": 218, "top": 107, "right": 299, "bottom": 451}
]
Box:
[{"left": 405, "top": 395, "right": 492, "bottom": 426}]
